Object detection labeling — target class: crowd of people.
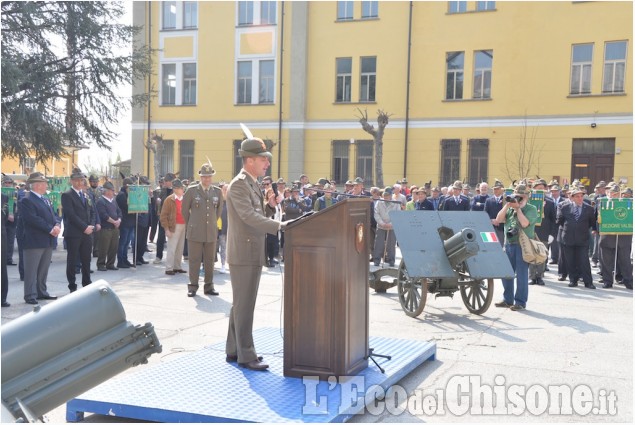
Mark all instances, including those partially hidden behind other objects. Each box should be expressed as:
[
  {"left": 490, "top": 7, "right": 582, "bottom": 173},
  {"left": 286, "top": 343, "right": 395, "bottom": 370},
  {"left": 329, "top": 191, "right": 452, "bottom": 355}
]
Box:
[{"left": 2, "top": 170, "right": 632, "bottom": 313}]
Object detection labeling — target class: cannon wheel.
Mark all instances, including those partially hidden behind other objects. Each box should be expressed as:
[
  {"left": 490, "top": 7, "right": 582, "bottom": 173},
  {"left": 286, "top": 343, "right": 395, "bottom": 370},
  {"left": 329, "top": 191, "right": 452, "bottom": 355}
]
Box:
[
  {"left": 459, "top": 277, "right": 494, "bottom": 315},
  {"left": 397, "top": 260, "right": 427, "bottom": 317}
]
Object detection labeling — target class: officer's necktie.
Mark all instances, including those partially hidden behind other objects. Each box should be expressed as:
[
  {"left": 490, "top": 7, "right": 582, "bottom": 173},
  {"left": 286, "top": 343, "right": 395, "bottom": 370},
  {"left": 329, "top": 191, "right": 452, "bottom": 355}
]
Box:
[
  {"left": 80, "top": 191, "right": 86, "bottom": 206},
  {"left": 574, "top": 205, "right": 581, "bottom": 221}
]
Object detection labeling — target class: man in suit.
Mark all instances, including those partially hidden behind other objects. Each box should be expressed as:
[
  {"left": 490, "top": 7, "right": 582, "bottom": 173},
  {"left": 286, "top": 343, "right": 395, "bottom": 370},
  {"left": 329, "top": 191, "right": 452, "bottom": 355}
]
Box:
[
  {"left": 529, "top": 179, "right": 556, "bottom": 286},
  {"left": 225, "top": 136, "right": 285, "bottom": 371},
  {"left": 484, "top": 180, "right": 505, "bottom": 246},
  {"left": 182, "top": 164, "right": 223, "bottom": 297},
  {"left": 87, "top": 174, "right": 102, "bottom": 258},
  {"left": 556, "top": 187, "right": 597, "bottom": 289},
  {"left": 470, "top": 182, "right": 490, "bottom": 212},
  {"left": 95, "top": 181, "right": 122, "bottom": 271},
  {"left": 61, "top": 169, "right": 96, "bottom": 293},
  {"left": 116, "top": 178, "right": 136, "bottom": 269},
  {"left": 548, "top": 183, "right": 565, "bottom": 264},
  {"left": 19, "top": 172, "right": 61, "bottom": 304},
  {"left": 442, "top": 181, "right": 470, "bottom": 211}
]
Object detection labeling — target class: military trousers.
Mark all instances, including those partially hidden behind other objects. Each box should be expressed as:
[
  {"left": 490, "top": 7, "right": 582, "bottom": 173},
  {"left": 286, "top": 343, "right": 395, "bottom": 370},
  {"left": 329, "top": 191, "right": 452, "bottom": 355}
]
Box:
[
  {"left": 226, "top": 264, "right": 262, "bottom": 363},
  {"left": 187, "top": 239, "right": 216, "bottom": 293}
]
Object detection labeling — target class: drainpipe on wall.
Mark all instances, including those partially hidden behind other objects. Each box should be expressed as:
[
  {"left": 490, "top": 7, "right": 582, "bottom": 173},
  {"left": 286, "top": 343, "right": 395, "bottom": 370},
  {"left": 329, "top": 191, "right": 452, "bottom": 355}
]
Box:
[
  {"left": 403, "top": 1, "right": 413, "bottom": 179},
  {"left": 277, "top": 2, "right": 285, "bottom": 179},
  {"left": 146, "top": 1, "right": 152, "bottom": 179}
]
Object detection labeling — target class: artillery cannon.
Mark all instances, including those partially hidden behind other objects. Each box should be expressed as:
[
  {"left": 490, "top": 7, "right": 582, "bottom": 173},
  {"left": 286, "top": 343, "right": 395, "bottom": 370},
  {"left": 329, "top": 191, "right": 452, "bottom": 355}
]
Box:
[
  {"left": 389, "top": 211, "right": 515, "bottom": 317},
  {"left": 1, "top": 281, "right": 162, "bottom": 422}
]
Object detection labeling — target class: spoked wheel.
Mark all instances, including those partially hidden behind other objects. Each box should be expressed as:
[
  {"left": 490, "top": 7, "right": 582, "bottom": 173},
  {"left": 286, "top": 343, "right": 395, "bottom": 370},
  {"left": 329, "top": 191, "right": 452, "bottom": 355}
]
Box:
[
  {"left": 397, "top": 260, "right": 427, "bottom": 317},
  {"left": 460, "top": 277, "right": 494, "bottom": 315}
]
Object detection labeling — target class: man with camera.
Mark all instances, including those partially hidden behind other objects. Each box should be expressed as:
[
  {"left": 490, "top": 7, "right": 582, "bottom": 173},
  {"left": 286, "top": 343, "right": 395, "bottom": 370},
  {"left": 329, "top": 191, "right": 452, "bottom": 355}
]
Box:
[{"left": 494, "top": 184, "right": 539, "bottom": 311}]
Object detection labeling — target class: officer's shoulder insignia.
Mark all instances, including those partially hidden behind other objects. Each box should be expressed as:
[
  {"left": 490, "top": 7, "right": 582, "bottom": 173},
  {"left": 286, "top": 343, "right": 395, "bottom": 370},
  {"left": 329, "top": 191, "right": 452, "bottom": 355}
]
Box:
[{"left": 237, "top": 174, "right": 246, "bottom": 180}]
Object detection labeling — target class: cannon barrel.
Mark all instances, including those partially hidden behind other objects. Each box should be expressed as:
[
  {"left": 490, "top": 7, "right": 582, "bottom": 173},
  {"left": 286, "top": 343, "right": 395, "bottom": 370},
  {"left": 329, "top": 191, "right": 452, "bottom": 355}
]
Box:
[
  {"left": 1, "top": 281, "right": 162, "bottom": 422},
  {"left": 443, "top": 228, "right": 479, "bottom": 269}
]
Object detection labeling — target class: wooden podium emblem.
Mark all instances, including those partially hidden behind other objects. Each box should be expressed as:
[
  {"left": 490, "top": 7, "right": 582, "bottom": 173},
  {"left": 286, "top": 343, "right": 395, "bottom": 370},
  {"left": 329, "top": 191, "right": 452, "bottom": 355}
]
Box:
[{"left": 355, "top": 223, "right": 365, "bottom": 253}]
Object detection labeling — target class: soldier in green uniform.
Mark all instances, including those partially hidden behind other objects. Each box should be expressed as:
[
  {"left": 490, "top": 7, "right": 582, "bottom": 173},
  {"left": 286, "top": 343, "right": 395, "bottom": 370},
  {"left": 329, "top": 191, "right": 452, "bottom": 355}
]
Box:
[
  {"left": 181, "top": 163, "right": 223, "bottom": 297},
  {"left": 225, "top": 136, "right": 285, "bottom": 371}
]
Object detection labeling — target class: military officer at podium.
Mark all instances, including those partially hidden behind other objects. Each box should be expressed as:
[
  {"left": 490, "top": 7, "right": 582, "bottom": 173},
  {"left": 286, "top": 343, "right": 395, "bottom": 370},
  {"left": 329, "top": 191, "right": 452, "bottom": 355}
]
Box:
[{"left": 225, "top": 136, "right": 286, "bottom": 371}]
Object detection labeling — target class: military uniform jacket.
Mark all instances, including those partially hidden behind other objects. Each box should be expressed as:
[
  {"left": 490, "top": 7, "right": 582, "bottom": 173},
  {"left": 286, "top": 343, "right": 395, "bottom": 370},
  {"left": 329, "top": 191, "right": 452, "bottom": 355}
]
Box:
[
  {"left": 226, "top": 169, "right": 280, "bottom": 266},
  {"left": 182, "top": 183, "right": 223, "bottom": 243}
]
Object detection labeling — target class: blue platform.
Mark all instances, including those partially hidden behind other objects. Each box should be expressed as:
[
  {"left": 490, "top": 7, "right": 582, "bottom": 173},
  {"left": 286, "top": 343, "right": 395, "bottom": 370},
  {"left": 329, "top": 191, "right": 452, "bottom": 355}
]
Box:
[{"left": 67, "top": 328, "right": 436, "bottom": 423}]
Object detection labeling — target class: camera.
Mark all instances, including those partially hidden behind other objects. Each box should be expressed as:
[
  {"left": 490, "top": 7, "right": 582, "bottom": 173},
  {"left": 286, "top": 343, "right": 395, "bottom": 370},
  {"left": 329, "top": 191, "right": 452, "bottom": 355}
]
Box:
[
  {"left": 506, "top": 227, "right": 519, "bottom": 239},
  {"left": 505, "top": 195, "right": 520, "bottom": 203}
]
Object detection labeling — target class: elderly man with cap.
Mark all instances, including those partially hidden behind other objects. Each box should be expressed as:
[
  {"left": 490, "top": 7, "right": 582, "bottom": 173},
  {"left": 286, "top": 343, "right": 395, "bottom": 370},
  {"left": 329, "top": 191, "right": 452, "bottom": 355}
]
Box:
[
  {"left": 181, "top": 164, "right": 223, "bottom": 296},
  {"left": 556, "top": 186, "right": 597, "bottom": 289},
  {"left": 470, "top": 182, "right": 490, "bottom": 212},
  {"left": 373, "top": 187, "right": 401, "bottom": 267},
  {"left": 494, "top": 184, "right": 539, "bottom": 311},
  {"left": 160, "top": 179, "right": 188, "bottom": 276},
  {"left": 442, "top": 181, "right": 470, "bottom": 211},
  {"left": 61, "top": 169, "right": 96, "bottom": 293},
  {"left": 18, "top": 173, "right": 61, "bottom": 304},
  {"left": 96, "top": 181, "right": 122, "bottom": 271},
  {"left": 429, "top": 186, "right": 442, "bottom": 210},
  {"left": 225, "top": 136, "right": 286, "bottom": 371}
]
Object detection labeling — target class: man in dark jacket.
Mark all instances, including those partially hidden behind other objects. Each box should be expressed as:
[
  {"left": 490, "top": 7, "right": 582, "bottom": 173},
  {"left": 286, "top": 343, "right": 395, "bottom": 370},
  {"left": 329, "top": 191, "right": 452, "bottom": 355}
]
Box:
[
  {"left": 61, "top": 169, "right": 96, "bottom": 292},
  {"left": 19, "top": 173, "right": 61, "bottom": 304},
  {"left": 442, "top": 181, "right": 470, "bottom": 211},
  {"left": 556, "top": 187, "right": 597, "bottom": 289},
  {"left": 96, "top": 182, "right": 122, "bottom": 271}
]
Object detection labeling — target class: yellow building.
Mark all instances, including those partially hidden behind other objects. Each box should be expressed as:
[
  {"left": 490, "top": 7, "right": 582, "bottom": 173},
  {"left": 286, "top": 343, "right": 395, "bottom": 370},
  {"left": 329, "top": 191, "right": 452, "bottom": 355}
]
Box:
[
  {"left": 131, "top": 1, "right": 632, "bottom": 189},
  {"left": 1, "top": 150, "right": 75, "bottom": 179}
]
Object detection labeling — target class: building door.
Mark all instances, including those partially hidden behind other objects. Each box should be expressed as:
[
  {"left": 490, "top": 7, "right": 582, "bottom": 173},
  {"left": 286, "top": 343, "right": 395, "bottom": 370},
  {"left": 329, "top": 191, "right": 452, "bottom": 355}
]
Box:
[{"left": 571, "top": 138, "right": 615, "bottom": 190}]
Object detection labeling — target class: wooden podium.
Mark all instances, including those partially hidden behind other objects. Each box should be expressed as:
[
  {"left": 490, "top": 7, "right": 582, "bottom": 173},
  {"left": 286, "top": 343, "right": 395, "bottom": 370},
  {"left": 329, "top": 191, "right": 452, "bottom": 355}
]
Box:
[{"left": 283, "top": 198, "right": 370, "bottom": 380}]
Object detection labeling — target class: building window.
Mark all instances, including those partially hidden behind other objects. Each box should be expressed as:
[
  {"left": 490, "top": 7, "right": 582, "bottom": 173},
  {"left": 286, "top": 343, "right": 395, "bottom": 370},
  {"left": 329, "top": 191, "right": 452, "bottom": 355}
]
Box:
[
  {"left": 603, "top": 41, "right": 627, "bottom": 94},
  {"left": 468, "top": 139, "right": 489, "bottom": 185},
  {"left": 360, "top": 57, "right": 376, "bottom": 102},
  {"left": 183, "top": 1, "right": 198, "bottom": 29},
  {"left": 448, "top": 1, "right": 467, "bottom": 14},
  {"left": 160, "top": 140, "right": 174, "bottom": 176},
  {"left": 473, "top": 50, "right": 493, "bottom": 99},
  {"left": 476, "top": 1, "right": 495, "bottom": 11},
  {"left": 179, "top": 140, "right": 195, "bottom": 180},
  {"left": 356, "top": 141, "right": 374, "bottom": 185},
  {"left": 337, "top": 1, "right": 354, "bottom": 21},
  {"left": 238, "top": 1, "right": 254, "bottom": 26},
  {"left": 162, "top": 1, "right": 177, "bottom": 29},
  {"left": 238, "top": 1, "right": 276, "bottom": 26},
  {"left": 332, "top": 141, "right": 350, "bottom": 184},
  {"left": 259, "top": 60, "right": 275, "bottom": 104},
  {"left": 446, "top": 52, "right": 464, "bottom": 100},
  {"left": 261, "top": 1, "right": 277, "bottom": 25},
  {"left": 336, "top": 58, "right": 352, "bottom": 102},
  {"left": 570, "top": 43, "right": 593, "bottom": 95},
  {"left": 362, "top": 1, "right": 379, "bottom": 19},
  {"left": 162, "top": 64, "right": 176, "bottom": 105},
  {"left": 237, "top": 61, "right": 253, "bottom": 104},
  {"left": 183, "top": 63, "right": 197, "bottom": 105},
  {"left": 233, "top": 140, "right": 243, "bottom": 176},
  {"left": 440, "top": 139, "right": 461, "bottom": 185}
]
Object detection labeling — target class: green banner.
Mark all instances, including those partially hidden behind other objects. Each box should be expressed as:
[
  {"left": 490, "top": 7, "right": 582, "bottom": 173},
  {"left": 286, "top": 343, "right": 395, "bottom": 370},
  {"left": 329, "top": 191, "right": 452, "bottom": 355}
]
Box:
[
  {"left": 49, "top": 177, "right": 70, "bottom": 193},
  {"left": 47, "top": 191, "right": 62, "bottom": 215},
  {"left": 598, "top": 198, "right": 633, "bottom": 235},
  {"left": 128, "top": 185, "right": 149, "bottom": 213},
  {"left": 1, "top": 187, "right": 16, "bottom": 212},
  {"left": 529, "top": 189, "right": 544, "bottom": 226}
]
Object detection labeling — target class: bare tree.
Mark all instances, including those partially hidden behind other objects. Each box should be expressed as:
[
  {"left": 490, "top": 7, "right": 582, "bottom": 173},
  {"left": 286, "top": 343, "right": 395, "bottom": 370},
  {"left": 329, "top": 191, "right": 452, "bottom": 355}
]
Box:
[
  {"left": 356, "top": 108, "right": 392, "bottom": 188},
  {"left": 503, "top": 117, "right": 543, "bottom": 183},
  {"left": 144, "top": 133, "right": 164, "bottom": 186}
]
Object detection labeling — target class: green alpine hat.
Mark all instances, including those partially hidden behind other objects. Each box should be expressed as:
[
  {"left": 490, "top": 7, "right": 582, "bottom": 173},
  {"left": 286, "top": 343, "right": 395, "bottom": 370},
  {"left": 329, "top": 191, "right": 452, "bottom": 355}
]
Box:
[{"left": 239, "top": 137, "right": 273, "bottom": 159}]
